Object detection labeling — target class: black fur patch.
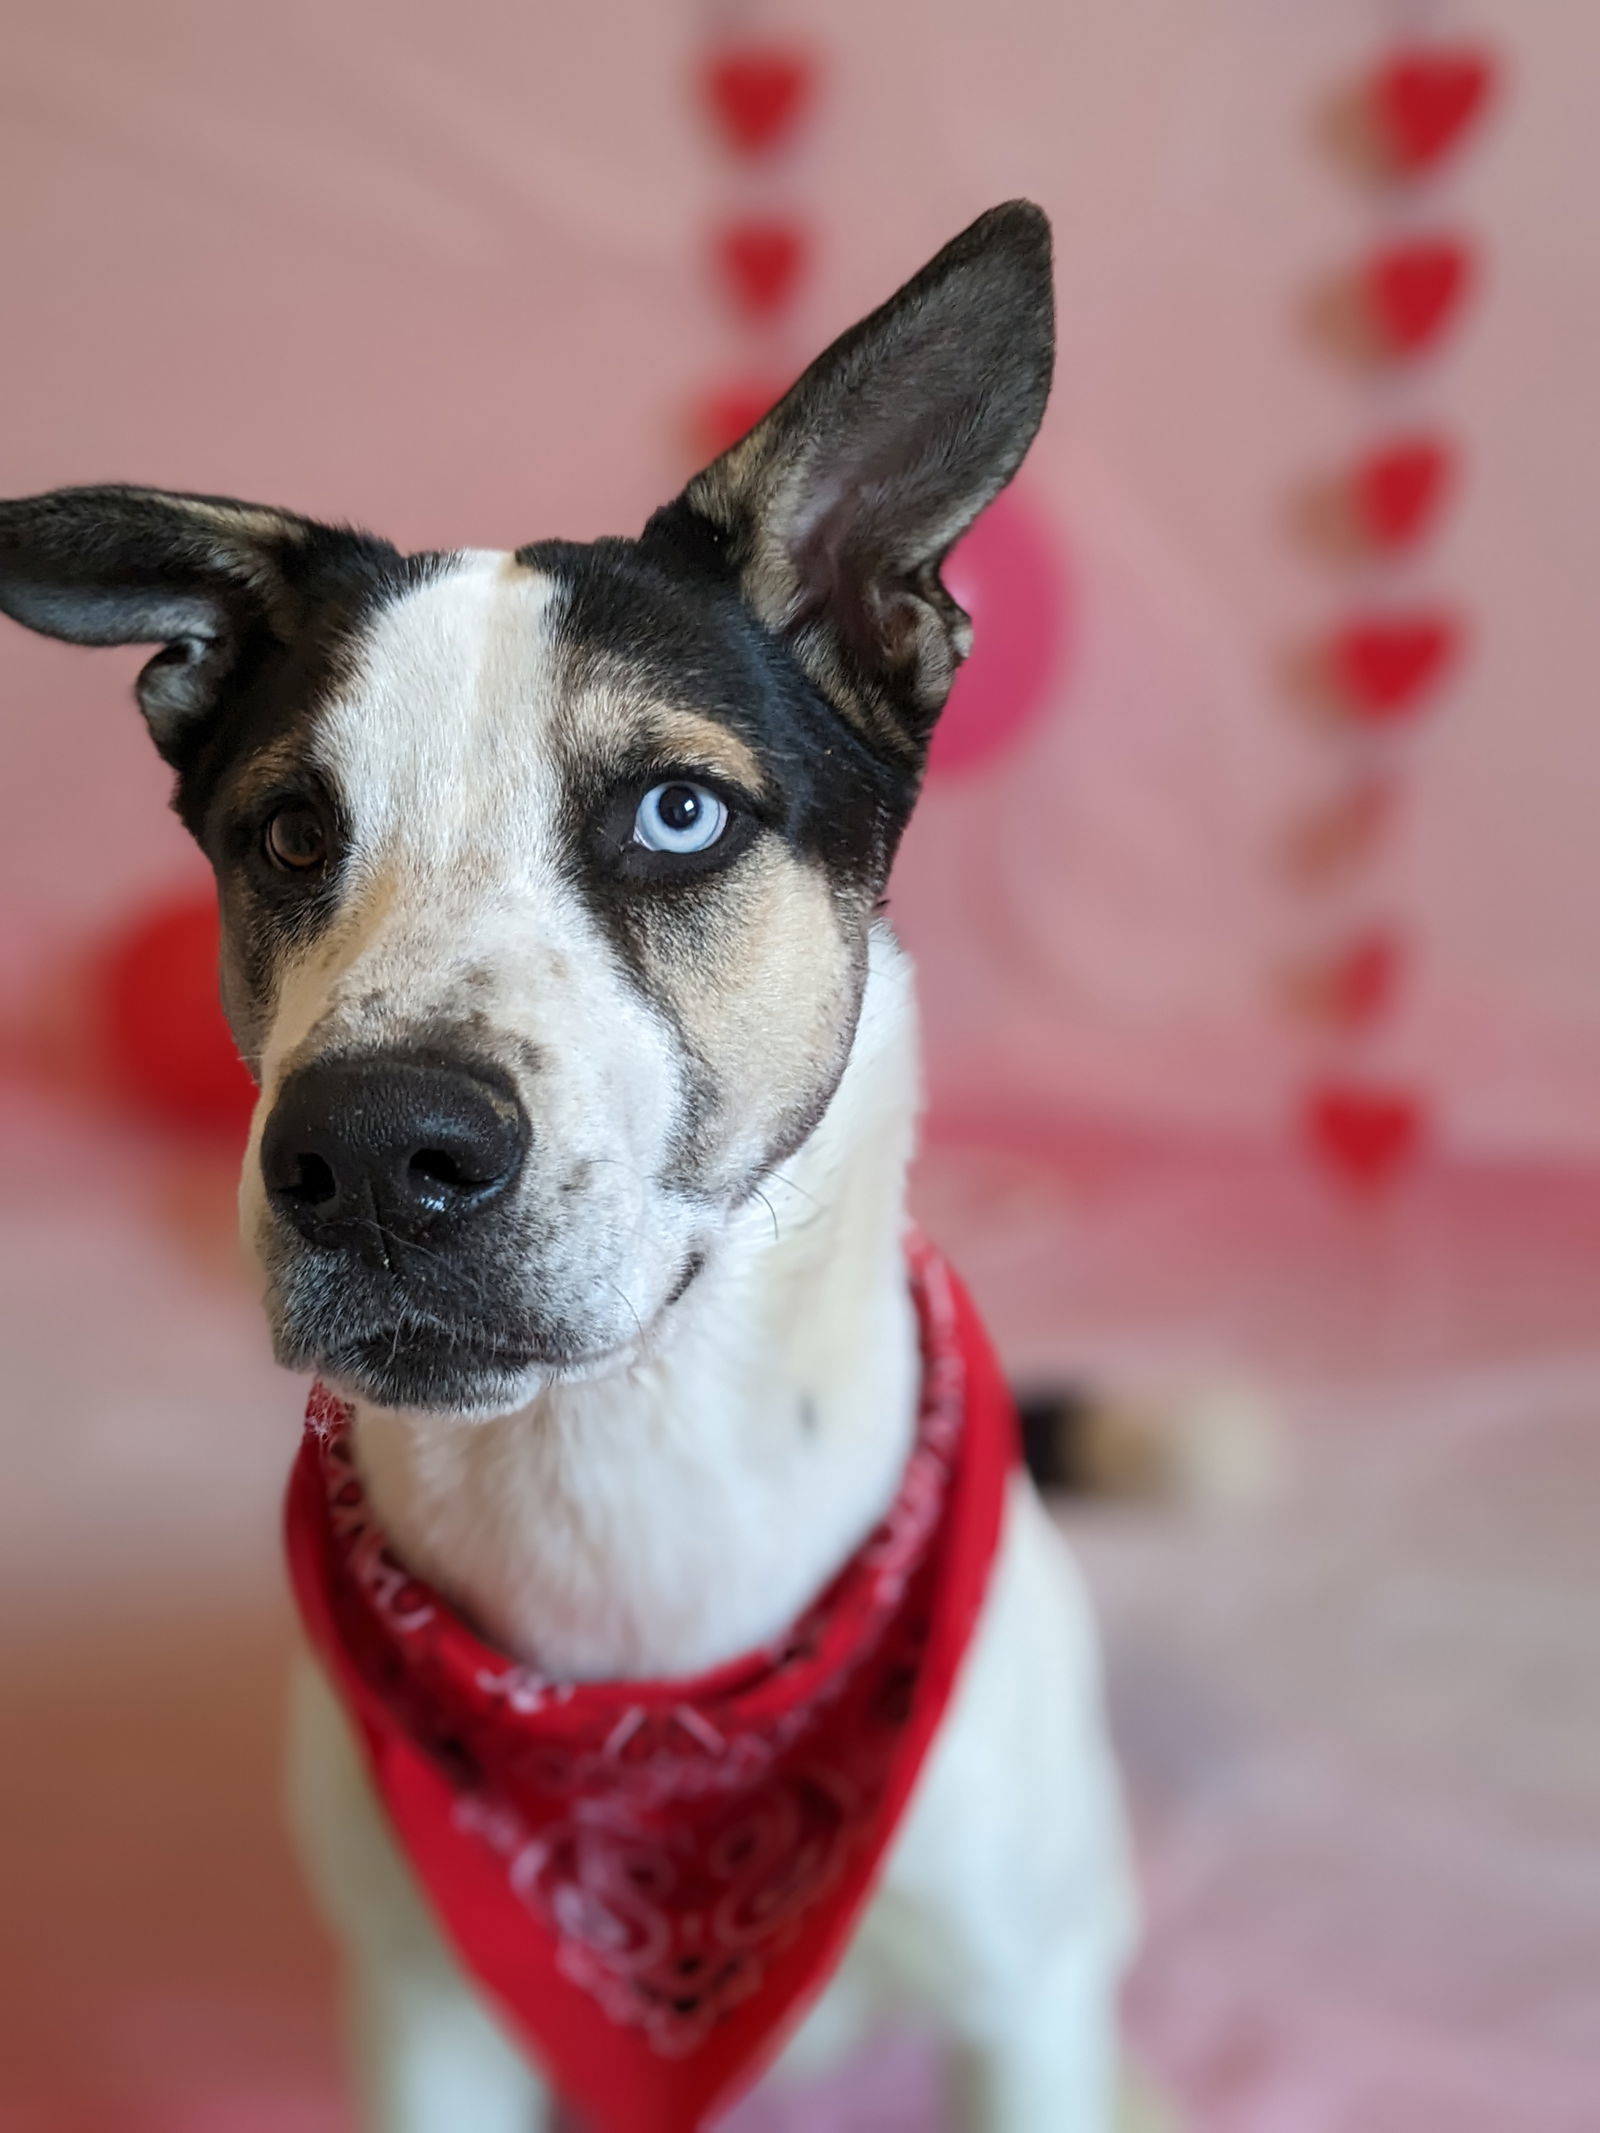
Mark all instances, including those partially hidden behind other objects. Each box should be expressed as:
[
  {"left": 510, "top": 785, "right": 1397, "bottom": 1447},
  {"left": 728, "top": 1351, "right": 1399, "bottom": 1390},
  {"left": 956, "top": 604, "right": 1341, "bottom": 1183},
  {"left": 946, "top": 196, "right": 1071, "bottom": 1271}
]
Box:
[
  {"left": 522, "top": 533, "right": 915, "bottom": 1198},
  {"left": 0, "top": 485, "right": 452, "bottom": 1061},
  {"left": 524, "top": 531, "right": 916, "bottom": 886}
]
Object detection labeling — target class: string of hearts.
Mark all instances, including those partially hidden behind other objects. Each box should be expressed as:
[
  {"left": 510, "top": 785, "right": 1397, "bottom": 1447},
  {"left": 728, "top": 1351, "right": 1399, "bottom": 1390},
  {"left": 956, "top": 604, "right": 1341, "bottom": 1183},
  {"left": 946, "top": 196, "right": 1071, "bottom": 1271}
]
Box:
[
  {"left": 1287, "top": 31, "right": 1498, "bottom": 1192},
  {"left": 686, "top": 23, "right": 1072, "bottom": 792},
  {"left": 690, "top": 25, "right": 818, "bottom": 458}
]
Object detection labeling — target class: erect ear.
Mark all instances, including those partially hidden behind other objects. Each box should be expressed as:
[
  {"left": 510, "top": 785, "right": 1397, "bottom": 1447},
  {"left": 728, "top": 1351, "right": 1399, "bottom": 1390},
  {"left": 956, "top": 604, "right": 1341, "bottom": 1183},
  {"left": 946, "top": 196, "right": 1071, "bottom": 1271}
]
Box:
[
  {"left": 0, "top": 484, "right": 345, "bottom": 763},
  {"left": 653, "top": 200, "right": 1054, "bottom": 762}
]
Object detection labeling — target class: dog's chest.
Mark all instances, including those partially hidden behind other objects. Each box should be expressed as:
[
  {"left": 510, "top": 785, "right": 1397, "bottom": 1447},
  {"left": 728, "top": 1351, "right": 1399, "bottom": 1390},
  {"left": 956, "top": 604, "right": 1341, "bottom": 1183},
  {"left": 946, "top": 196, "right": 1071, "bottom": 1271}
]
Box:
[{"left": 350, "top": 1274, "right": 920, "bottom": 1681}]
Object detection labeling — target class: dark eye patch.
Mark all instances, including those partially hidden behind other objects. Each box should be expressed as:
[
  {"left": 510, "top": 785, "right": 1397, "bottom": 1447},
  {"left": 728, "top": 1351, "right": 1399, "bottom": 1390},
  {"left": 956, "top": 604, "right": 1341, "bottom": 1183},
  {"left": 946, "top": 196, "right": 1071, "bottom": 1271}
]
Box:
[
  {"left": 204, "top": 766, "right": 353, "bottom": 1054},
  {"left": 526, "top": 534, "right": 911, "bottom": 890},
  {"left": 221, "top": 770, "right": 346, "bottom": 892}
]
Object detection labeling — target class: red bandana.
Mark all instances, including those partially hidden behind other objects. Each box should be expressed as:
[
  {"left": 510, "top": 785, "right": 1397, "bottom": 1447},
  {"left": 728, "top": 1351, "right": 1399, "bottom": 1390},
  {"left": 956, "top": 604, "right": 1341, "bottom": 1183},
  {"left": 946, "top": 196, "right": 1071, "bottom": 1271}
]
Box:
[{"left": 284, "top": 1241, "right": 1016, "bottom": 2133}]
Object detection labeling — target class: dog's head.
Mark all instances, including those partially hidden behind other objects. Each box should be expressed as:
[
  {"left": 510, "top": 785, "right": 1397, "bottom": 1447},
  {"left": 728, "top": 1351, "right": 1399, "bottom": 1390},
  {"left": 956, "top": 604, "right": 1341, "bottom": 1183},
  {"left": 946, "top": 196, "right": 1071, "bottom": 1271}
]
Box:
[{"left": 0, "top": 204, "right": 1052, "bottom": 1417}]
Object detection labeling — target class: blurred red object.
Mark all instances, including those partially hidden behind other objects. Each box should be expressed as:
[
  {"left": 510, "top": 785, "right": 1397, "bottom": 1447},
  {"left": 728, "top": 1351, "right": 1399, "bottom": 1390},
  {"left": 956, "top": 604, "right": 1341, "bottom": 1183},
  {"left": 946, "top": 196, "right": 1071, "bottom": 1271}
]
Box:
[
  {"left": 1281, "top": 775, "right": 1399, "bottom": 884},
  {"left": 96, "top": 893, "right": 256, "bottom": 1136},
  {"left": 1329, "top": 613, "right": 1460, "bottom": 721},
  {"left": 1353, "top": 437, "right": 1454, "bottom": 549},
  {"left": 1286, "top": 927, "right": 1407, "bottom": 1029},
  {"left": 1362, "top": 237, "right": 1474, "bottom": 355},
  {"left": 714, "top": 219, "right": 809, "bottom": 318},
  {"left": 1325, "top": 927, "right": 1406, "bottom": 1026},
  {"left": 701, "top": 46, "right": 817, "bottom": 157},
  {"left": 929, "top": 485, "right": 1070, "bottom": 780},
  {"left": 686, "top": 380, "right": 786, "bottom": 459},
  {"left": 1371, "top": 47, "right": 1497, "bottom": 175},
  {"left": 1305, "top": 1080, "right": 1426, "bottom": 1190}
]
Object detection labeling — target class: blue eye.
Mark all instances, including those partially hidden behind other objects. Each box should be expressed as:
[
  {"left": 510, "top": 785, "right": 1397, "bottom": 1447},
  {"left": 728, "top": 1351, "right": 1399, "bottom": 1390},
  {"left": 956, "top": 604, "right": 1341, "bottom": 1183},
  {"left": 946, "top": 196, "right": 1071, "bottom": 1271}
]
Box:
[{"left": 632, "top": 781, "right": 729, "bottom": 856}]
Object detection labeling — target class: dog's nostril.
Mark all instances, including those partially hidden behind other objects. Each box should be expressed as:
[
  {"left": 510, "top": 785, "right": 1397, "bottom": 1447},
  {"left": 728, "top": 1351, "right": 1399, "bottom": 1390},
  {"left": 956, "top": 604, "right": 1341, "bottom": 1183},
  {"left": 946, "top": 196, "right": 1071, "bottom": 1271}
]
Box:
[
  {"left": 409, "top": 1146, "right": 487, "bottom": 1191},
  {"left": 282, "top": 1152, "right": 338, "bottom": 1206}
]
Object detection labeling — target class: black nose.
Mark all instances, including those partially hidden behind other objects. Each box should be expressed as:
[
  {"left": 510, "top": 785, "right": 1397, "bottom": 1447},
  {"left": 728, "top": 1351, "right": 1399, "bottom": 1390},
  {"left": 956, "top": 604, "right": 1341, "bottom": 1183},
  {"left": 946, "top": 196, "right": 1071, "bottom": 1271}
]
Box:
[{"left": 261, "top": 1055, "right": 527, "bottom": 1259}]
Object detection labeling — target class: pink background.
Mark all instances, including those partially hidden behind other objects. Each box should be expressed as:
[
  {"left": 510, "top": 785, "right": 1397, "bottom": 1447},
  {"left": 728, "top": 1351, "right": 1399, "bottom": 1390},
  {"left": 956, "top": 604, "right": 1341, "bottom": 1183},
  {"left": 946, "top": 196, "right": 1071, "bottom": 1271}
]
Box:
[
  {"left": 4, "top": 0, "right": 1597, "bottom": 1158},
  {"left": 3, "top": 7, "right": 1598, "bottom": 2133}
]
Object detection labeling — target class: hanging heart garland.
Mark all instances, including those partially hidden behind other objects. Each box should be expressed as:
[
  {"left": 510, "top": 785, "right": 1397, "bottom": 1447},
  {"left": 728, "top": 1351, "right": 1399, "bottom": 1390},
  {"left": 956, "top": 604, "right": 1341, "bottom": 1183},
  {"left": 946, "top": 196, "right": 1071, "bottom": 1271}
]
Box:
[
  {"left": 691, "top": 25, "right": 818, "bottom": 460},
  {"left": 1283, "top": 926, "right": 1406, "bottom": 1029},
  {"left": 1280, "top": 774, "right": 1400, "bottom": 885},
  {"left": 1304, "top": 1080, "right": 1427, "bottom": 1190},
  {"left": 1326, "top": 613, "right": 1462, "bottom": 722},
  {"left": 687, "top": 379, "right": 786, "bottom": 460},
  {"left": 1296, "top": 434, "right": 1456, "bottom": 560},
  {"left": 1370, "top": 46, "right": 1497, "bottom": 176},
  {"left": 1292, "top": 25, "right": 1497, "bottom": 1194},
  {"left": 1362, "top": 235, "right": 1475, "bottom": 356},
  {"left": 713, "top": 218, "right": 810, "bottom": 318},
  {"left": 1353, "top": 435, "right": 1455, "bottom": 549},
  {"left": 702, "top": 45, "right": 816, "bottom": 158}
]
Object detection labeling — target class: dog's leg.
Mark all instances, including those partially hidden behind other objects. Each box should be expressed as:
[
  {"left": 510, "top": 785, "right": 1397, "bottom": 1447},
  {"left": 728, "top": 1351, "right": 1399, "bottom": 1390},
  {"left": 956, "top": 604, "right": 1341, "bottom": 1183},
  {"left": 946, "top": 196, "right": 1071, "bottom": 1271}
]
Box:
[
  {"left": 345, "top": 1952, "right": 553, "bottom": 2133},
  {"left": 286, "top": 1657, "right": 554, "bottom": 2133},
  {"left": 855, "top": 1483, "right": 1147, "bottom": 2133},
  {"left": 947, "top": 1925, "right": 1122, "bottom": 2133}
]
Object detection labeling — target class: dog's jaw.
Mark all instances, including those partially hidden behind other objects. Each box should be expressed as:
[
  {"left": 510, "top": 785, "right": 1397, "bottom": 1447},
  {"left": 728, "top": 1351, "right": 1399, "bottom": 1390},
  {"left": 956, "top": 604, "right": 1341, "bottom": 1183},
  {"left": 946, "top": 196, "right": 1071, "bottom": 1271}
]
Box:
[
  {"left": 347, "top": 926, "right": 923, "bottom": 1682},
  {"left": 310, "top": 1276, "right": 696, "bottom": 1422}
]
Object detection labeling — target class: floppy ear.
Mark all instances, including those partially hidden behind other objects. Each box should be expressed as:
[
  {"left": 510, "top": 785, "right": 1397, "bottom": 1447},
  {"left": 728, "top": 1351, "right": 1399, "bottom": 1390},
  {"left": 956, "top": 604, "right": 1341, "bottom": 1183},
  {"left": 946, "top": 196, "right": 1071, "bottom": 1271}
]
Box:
[
  {"left": 0, "top": 485, "right": 336, "bottom": 762},
  {"left": 654, "top": 200, "right": 1055, "bottom": 762}
]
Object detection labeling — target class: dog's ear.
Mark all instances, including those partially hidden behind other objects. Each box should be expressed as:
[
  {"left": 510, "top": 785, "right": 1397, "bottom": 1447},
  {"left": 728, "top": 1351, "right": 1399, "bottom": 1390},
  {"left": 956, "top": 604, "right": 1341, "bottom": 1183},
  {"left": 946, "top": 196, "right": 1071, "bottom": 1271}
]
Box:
[
  {"left": 653, "top": 201, "right": 1054, "bottom": 762},
  {"left": 0, "top": 485, "right": 341, "bottom": 763}
]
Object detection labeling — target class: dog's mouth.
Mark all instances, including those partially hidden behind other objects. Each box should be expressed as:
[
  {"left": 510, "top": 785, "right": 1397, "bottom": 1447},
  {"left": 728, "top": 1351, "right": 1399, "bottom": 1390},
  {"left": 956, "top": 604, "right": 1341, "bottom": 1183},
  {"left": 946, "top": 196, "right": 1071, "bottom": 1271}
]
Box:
[
  {"left": 308, "top": 1325, "right": 635, "bottom": 1415},
  {"left": 279, "top": 1252, "right": 709, "bottom": 1417}
]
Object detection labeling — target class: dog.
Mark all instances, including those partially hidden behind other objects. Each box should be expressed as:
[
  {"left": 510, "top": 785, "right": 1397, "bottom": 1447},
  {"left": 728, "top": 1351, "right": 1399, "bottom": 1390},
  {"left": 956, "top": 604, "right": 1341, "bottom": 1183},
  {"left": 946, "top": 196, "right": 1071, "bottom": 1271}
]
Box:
[{"left": 0, "top": 202, "right": 1147, "bottom": 2133}]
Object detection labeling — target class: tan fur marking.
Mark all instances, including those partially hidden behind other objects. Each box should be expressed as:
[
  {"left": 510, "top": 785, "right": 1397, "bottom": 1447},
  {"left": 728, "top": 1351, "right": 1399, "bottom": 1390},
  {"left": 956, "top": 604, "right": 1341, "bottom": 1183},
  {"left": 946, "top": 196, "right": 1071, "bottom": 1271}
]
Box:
[
  {"left": 179, "top": 498, "right": 311, "bottom": 544},
  {"left": 639, "top": 707, "right": 764, "bottom": 790},
  {"left": 643, "top": 846, "right": 855, "bottom": 1179},
  {"left": 551, "top": 656, "right": 766, "bottom": 792}
]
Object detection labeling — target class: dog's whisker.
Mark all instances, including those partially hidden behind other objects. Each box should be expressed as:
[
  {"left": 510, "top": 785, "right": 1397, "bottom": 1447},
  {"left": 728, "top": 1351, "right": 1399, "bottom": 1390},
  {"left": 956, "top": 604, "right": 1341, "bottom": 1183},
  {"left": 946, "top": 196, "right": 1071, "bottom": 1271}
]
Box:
[
  {"left": 604, "top": 1278, "right": 647, "bottom": 1346},
  {"left": 749, "top": 1185, "right": 782, "bottom": 1245},
  {"left": 765, "top": 1170, "right": 821, "bottom": 1211}
]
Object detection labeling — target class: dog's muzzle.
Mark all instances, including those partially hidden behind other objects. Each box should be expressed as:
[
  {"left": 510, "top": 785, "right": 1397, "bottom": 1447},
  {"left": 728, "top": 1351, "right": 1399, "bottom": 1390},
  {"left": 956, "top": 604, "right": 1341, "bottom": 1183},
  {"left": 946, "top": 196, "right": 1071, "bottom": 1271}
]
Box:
[{"left": 261, "top": 1052, "right": 528, "bottom": 1266}]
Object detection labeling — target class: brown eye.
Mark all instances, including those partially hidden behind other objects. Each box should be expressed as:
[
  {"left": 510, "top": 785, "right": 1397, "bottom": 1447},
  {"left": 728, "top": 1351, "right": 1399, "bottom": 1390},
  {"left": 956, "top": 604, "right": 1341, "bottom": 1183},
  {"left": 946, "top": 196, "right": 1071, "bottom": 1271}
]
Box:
[{"left": 264, "top": 802, "right": 328, "bottom": 874}]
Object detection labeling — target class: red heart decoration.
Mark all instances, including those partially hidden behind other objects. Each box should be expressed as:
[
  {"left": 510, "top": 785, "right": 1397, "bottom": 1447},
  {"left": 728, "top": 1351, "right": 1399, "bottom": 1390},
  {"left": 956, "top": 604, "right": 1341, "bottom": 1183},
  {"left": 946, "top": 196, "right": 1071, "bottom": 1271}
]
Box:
[
  {"left": 1281, "top": 926, "right": 1405, "bottom": 1027},
  {"left": 1326, "top": 927, "right": 1406, "bottom": 1027},
  {"left": 1363, "top": 238, "right": 1473, "bottom": 355},
  {"left": 688, "top": 380, "right": 785, "bottom": 460},
  {"left": 1329, "top": 614, "right": 1460, "bottom": 721},
  {"left": 714, "top": 220, "right": 809, "bottom": 319},
  {"left": 1305, "top": 1081, "right": 1426, "bottom": 1190},
  {"left": 1372, "top": 47, "right": 1496, "bottom": 174},
  {"left": 702, "top": 46, "right": 817, "bottom": 157},
  {"left": 1353, "top": 437, "right": 1454, "bottom": 549}
]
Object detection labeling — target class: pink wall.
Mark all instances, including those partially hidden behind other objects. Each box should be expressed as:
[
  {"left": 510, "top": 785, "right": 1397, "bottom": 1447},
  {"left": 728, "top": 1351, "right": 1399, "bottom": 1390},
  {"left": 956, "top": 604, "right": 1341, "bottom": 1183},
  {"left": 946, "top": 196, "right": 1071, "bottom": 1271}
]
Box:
[{"left": 4, "top": 0, "right": 1595, "bottom": 1159}]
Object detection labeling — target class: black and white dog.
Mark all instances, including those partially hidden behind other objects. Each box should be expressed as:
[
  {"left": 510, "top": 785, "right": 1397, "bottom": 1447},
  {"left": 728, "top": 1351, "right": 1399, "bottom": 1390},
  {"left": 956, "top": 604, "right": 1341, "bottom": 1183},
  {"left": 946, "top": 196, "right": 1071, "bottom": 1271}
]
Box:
[{"left": 0, "top": 205, "right": 1149, "bottom": 2132}]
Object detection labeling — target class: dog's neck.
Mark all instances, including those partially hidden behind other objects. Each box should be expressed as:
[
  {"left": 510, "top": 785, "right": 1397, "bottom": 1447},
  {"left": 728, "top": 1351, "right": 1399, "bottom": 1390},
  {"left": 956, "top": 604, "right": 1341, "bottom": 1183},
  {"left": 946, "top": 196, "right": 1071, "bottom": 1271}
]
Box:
[{"left": 351, "top": 929, "right": 923, "bottom": 1682}]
